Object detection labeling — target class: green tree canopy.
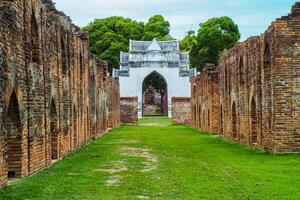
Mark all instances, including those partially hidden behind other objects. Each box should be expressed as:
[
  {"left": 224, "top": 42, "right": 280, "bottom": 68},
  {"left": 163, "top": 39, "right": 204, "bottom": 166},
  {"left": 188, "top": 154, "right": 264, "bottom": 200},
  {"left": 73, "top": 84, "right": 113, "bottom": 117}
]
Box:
[
  {"left": 142, "top": 15, "right": 172, "bottom": 41},
  {"left": 179, "top": 30, "right": 197, "bottom": 52},
  {"left": 83, "top": 15, "right": 173, "bottom": 73},
  {"left": 190, "top": 16, "right": 240, "bottom": 70},
  {"left": 82, "top": 16, "right": 144, "bottom": 73}
]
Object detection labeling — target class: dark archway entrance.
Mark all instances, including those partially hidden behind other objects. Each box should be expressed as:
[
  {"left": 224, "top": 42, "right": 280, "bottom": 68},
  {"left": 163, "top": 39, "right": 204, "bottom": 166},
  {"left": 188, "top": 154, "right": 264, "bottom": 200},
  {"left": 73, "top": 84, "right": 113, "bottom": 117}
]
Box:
[
  {"left": 73, "top": 105, "right": 78, "bottom": 149},
  {"left": 6, "top": 91, "right": 22, "bottom": 178},
  {"left": 251, "top": 97, "right": 258, "bottom": 145},
  {"left": 142, "top": 71, "right": 168, "bottom": 116},
  {"left": 232, "top": 102, "right": 237, "bottom": 139},
  {"left": 264, "top": 43, "right": 272, "bottom": 129},
  {"left": 50, "top": 99, "right": 59, "bottom": 160},
  {"left": 220, "top": 105, "right": 224, "bottom": 136}
]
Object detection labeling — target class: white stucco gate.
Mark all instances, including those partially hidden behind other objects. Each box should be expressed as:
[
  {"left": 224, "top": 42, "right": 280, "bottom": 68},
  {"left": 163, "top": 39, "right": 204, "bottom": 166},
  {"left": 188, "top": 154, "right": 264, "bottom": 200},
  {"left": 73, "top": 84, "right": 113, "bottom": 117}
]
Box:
[{"left": 113, "top": 38, "right": 196, "bottom": 118}]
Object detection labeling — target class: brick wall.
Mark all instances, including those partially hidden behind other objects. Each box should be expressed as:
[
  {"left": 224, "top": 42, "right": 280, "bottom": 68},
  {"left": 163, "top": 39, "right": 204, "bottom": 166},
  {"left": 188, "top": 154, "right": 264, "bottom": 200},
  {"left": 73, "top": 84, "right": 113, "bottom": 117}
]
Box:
[
  {"left": 190, "top": 3, "right": 300, "bottom": 153},
  {"left": 171, "top": 97, "right": 191, "bottom": 125},
  {"left": 191, "top": 64, "right": 219, "bottom": 134},
  {"left": 108, "top": 77, "right": 120, "bottom": 129},
  {"left": 120, "top": 97, "right": 138, "bottom": 125},
  {"left": 0, "top": 0, "right": 120, "bottom": 187}
]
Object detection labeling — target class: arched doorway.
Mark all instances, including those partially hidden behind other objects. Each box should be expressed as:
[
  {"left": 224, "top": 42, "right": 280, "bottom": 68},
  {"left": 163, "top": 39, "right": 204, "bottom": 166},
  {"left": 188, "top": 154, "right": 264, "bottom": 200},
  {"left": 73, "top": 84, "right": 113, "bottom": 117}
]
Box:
[
  {"left": 208, "top": 109, "right": 211, "bottom": 130},
  {"left": 251, "top": 97, "right": 258, "bottom": 145},
  {"left": 6, "top": 91, "right": 22, "bottom": 178},
  {"left": 220, "top": 105, "right": 224, "bottom": 136},
  {"left": 142, "top": 71, "right": 168, "bottom": 116},
  {"left": 198, "top": 105, "right": 202, "bottom": 129},
  {"left": 232, "top": 102, "right": 237, "bottom": 139},
  {"left": 264, "top": 43, "right": 272, "bottom": 129},
  {"left": 73, "top": 105, "right": 78, "bottom": 149},
  {"left": 50, "top": 99, "right": 58, "bottom": 160},
  {"left": 31, "top": 11, "right": 40, "bottom": 64}
]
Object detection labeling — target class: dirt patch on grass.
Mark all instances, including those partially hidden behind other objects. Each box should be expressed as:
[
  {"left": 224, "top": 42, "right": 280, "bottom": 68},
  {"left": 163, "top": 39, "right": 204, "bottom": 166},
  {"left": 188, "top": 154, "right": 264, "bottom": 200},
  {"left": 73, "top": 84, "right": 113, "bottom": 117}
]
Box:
[
  {"left": 107, "top": 175, "right": 123, "bottom": 186},
  {"left": 95, "top": 161, "right": 128, "bottom": 174},
  {"left": 95, "top": 145, "right": 157, "bottom": 187},
  {"left": 120, "top": 146, "right": 158, "bottom": 172},
  {"left": 106, "top": 139, "right": 140, "bottom": 145},
  {"left": 137, "top": 195, "right": 150, "bottom": 199},
  {"left": 95, "top": 161, "right": 127, "bottom": 186}
]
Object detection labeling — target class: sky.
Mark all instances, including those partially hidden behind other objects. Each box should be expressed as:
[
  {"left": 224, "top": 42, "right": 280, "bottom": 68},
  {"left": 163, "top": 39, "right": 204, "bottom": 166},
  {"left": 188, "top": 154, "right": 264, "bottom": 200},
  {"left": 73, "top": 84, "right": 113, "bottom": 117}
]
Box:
[{"left": 53, "top": 0, "right": 297, "bottom": 41}]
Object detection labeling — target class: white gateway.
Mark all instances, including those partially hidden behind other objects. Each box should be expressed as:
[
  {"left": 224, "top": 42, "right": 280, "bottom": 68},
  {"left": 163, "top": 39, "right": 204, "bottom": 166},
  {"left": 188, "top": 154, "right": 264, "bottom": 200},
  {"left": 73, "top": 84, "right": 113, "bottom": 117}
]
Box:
[{"left": 113, "top": 38, "right": 196, "bottom": 118}]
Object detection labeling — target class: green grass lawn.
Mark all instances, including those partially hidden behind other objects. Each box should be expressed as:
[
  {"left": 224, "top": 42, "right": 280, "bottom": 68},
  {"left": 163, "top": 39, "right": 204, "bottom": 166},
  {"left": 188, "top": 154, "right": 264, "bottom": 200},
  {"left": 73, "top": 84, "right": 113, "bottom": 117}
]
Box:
[{"left": 1, "top": 117, "right": 300, "bottom": 200}]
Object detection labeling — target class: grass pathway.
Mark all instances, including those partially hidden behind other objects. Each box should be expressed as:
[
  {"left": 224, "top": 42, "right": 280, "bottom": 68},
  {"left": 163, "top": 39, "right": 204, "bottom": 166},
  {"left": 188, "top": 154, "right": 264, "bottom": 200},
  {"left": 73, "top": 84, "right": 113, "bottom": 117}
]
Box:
[{"left": 1, "top": 117, "right": 300, "bottom": 199}]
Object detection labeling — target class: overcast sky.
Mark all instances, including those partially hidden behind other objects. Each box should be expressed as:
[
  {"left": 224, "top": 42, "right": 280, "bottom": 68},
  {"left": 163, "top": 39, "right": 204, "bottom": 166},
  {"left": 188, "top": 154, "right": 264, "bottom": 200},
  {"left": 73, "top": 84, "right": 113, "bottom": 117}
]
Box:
[{"left": 53, "top": 0, "right": 296, "bottom": 41}]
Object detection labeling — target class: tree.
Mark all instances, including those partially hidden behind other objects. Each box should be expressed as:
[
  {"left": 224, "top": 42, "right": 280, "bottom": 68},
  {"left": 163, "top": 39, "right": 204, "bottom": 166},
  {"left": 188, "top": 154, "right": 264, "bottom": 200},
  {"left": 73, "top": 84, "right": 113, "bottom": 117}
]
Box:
[
  {"left": 83, "top": 15, "right": 173, "bottom": 73},
  {"left": 190, "top": 17, "right": 240, "bottom": 70},
  {"left": 142, "top": 15, "right": 172, "bottom": 41},
  {"left": 179, "top": 30, "right": 197, "bottom": 52},
  {"left": 82, "top": 16, "right": 144, "bottom": 73}
]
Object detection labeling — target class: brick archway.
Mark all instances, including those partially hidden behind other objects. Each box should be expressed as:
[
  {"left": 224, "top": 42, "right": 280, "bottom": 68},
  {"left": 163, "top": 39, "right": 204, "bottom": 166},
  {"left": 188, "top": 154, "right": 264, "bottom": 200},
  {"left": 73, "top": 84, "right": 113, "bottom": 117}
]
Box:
[
  {"left": 250, "top": 97, "right": 258, "bottom": 145},
  {"left": 31, "top": 10, "right": 41, "bottom": 64},
  {"left": 220, "top": 105, "right": 224, "bottom": 136},
  {"left": 6, "top": 91, "right": 22, "bottom": 178},
  {"left": 73, "top": 105, "right": 78, "bottom": 149},
  {"left": 263, "top": 43, "right": 272, "bottom": 129},
  {"left": 50, "top": 99, "right": 59, "bottom": 160},
  {"left": 232, "top": 102, "right": 237, "bottom": 139}
]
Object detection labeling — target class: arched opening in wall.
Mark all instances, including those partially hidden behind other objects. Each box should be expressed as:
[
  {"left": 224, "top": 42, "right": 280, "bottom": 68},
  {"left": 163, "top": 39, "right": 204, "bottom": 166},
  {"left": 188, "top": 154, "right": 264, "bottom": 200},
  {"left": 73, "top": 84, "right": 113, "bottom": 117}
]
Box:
[
  {"left": 239, "top": 56, "right": 244, "bottom": 86},
  {"left": 193, "top": 85, "right": 196, "bottom": 98},
  {"left": 86, "top": 107, "right": 90, "bottom": 140},
  {"left": 198, "top": 105, "right": 201, "bottom": 128},
  {"left": 31, "top": 11, "right": 40, "bottom": 64},
  {"left": 208, "top": 109, "right": 210, "bottom": 129},
  {"left": 225, "top": 65, "right": 231, "bottom": 96},
  {"left": 251, "top": 97, "right": 258, "bottom": 145},
  {"left": 6, "top": 91, "right": 22, "bottom": 178},
  {"left": 193, "top": 105, "right": 197, "bottom": 122},
  {"left": 73, "top": 105, "right": 78, "bottom": 149},
  {"left": 203, "top": 110, "right": 206, "bottom": 127},
  {"left": 50, "top": 99, "right": 59, "bottom": 160},
  {"left": 225, "top": 67, "right": 228, "bottom": 94},
  {"left": 142, "top": 71, "right": 168, "bottom": 116},
  {"left": 220, "top": 105, "right": 224, "bottom": 135},
  {"left": 79, "top": 52, "right": 83, "bottom": 80},
  {"left": 232, "top": 102, "right": 237, "bottom": 139},
  {"left": 264, "top": 43, "right": 272, "bottom": 128},
  {"left": 61, "top": 34, "right": 67, "bottom": 76}
]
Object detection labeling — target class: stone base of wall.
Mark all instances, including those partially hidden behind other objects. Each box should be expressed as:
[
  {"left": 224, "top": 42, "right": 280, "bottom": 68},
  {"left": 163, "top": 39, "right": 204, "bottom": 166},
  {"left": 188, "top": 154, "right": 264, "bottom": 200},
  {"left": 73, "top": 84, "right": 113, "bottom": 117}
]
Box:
[
  {"left": 120, "top": 97, "right": 138, "bottom": 125},
  {"left": 172, "top": 97, "right": 191, "bottom": 125}
]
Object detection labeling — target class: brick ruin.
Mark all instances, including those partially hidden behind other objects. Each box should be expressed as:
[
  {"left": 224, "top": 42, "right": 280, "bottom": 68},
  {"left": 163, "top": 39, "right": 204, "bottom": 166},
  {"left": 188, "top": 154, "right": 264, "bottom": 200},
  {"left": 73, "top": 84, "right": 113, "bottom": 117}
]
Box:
[
  {"left": 0, "top": 0, "right": 120, "bottom": 187},
  {"left": 171, "top": 97, "right": 191, "bottom": 125},
  {"left": 120, "top": 97, "right": 138, "bottom": 125},
  {"left": 191, "top": 3, "right": 300, "bottom": 153}
]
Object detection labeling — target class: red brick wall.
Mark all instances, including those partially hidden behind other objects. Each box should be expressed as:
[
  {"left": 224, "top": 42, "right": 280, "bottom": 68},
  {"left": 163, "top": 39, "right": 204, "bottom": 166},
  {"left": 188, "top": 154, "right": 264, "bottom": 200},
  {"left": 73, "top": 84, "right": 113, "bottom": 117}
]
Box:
[
  {"left": 0, "top": 0, "right": 120, "bottom": 187},
  {"left": 108, "top": 77, "right": 121, "bottom": 129},
  {"left": 171, "top": 97, "right": 191, "bottom": 125},
  {"left": 191, "top": 64, "right": 219, "bottom": 134},
  {"left": 190, "top": 3, "right": 300, "bottom": 153},
  {"left": 120, "top": 97, "right": 138, "bottom": 125}
]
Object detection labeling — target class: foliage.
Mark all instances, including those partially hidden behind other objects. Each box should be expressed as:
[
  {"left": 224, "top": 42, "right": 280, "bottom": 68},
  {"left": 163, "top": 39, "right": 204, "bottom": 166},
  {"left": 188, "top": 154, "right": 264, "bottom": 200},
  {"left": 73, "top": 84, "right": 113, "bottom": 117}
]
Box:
[
  {"left": 1, "top": 118, "right": 300, "bottom": 199},
  {"left": 83, "top": 15, "right": 172, "bottom": 73},
  {"left": 82, "top": 16, "right": 144, "bottom": 73},
  {"left": 189, "top": 17, "right": 240, "bottom": 70},
  {"left": 142, "top": 15, "right": 172, "bottom": 41},
  {"left": 179, "top": 30, "right": 197, "bottom": 52}
]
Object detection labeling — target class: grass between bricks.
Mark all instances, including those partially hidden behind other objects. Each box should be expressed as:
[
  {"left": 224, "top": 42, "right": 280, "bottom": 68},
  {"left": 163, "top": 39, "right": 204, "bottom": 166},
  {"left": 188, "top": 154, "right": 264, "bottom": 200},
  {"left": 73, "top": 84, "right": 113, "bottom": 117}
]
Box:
[{"left": 0, "top": 117, "right": 300, "bottom": 199}]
